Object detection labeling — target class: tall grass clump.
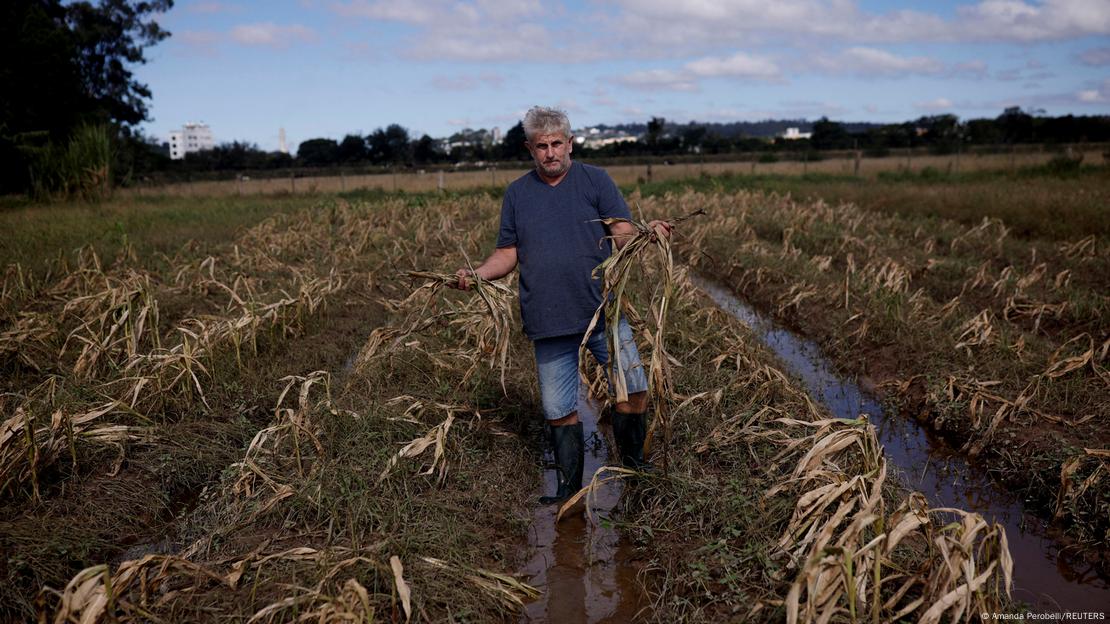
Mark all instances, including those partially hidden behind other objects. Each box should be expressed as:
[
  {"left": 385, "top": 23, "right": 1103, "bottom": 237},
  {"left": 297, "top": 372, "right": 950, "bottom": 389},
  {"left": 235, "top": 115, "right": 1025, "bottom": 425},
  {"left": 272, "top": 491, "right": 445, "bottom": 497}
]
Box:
[{"left": 27, "top": 124, "right": 114, "bottom": 202}]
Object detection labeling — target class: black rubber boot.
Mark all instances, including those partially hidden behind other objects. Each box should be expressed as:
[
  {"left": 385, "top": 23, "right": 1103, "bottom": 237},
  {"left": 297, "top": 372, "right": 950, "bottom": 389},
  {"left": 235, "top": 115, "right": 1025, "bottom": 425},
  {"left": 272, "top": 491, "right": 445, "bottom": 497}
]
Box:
[
  {"left": 612, "top": 412, "right": 651, "bottom": 470},
  {"left": 539, "top": 423, "right": 584, "bottom": 505}
]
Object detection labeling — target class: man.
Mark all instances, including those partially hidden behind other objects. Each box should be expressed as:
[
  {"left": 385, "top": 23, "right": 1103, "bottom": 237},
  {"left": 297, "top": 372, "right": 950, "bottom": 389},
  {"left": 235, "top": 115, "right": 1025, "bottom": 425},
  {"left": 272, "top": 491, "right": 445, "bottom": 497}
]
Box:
[{"left": 454, "top": 106, "right": 671, "bottom": 505}]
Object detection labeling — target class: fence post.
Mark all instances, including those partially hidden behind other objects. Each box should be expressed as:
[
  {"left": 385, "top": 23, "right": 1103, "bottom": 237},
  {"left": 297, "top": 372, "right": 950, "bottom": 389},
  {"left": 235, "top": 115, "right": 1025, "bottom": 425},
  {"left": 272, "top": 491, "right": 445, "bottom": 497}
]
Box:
[{"left": 438, "top": 170, "right": 445, "bottom": 193}]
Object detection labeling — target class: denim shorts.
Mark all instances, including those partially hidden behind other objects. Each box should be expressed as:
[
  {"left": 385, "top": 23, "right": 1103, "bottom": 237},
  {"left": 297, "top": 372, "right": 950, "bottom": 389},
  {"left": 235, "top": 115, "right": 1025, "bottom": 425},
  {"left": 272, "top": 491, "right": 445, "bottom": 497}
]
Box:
[{"left": 533, "top": 317, "right": 649, "bottom": 421}]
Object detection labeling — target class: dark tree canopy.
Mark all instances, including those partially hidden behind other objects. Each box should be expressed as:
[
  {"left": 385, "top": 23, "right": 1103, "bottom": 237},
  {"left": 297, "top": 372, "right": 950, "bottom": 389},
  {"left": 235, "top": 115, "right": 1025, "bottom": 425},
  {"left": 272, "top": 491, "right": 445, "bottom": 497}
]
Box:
[
  {"left": 810, "top": 117, "right": 851, "bottom": 150},
  {"left": 498, "top": 122, "right": 529, "bottom": 161},
  {"left": 337, "top": 134, "right": 368, "bottom": 163},
  {"left": 0, "top": 0, "right": 173, "bottom": 194},
  {"left": 368, "top": 124, "right": 412, "bottom": 164},
  {"left": 412, "top": 134, "right": 443, "bottom": 164},
  {"left": 297, "top": 138, "right": 339, "bottom": 167}
]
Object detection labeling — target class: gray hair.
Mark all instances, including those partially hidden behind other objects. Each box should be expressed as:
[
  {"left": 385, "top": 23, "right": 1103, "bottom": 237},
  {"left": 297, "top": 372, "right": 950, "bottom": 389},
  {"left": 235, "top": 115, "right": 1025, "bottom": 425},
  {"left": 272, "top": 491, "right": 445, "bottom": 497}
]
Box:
[{"left": 522, "top": 106, "right": 571, "bottom": 142}]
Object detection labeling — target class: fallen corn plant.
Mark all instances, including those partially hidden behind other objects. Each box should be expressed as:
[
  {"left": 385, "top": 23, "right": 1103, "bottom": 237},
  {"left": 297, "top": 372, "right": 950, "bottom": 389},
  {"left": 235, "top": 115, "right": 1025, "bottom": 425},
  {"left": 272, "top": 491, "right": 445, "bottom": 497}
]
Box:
[
  {"left": 353, "top": 270, "right": 515, "bottom": 394},
  {"left": 747, "top": 414, "right": 1013, "bottom": 624},
  {"left": 377, "top": 395, "right": 479, "bottom": 485},
  {"left": 578, "top": 208, "right": 705, "bottom": 474}
]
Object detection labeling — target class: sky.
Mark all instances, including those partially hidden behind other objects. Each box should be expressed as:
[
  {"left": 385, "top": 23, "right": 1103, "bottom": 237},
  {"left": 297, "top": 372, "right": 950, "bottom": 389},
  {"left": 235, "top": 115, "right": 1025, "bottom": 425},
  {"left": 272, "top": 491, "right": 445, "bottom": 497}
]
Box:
[{"left": 137, "top": 0, "right": 1110, "bottom": 152}]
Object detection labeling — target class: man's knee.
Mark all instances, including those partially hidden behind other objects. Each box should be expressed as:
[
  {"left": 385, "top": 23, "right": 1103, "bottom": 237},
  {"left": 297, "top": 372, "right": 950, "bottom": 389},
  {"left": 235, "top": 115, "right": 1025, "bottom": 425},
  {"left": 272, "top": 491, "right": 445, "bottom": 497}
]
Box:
[{"left": 615, "top": 391, "right": 648, "bottom": 414}]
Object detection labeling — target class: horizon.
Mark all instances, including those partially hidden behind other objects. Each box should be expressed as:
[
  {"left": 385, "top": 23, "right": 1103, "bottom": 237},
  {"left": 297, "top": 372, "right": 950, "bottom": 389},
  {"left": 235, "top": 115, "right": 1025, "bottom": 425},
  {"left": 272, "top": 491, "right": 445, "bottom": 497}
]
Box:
[{"left": 137, "top": 0, "right": 1110, "bottom": 152}]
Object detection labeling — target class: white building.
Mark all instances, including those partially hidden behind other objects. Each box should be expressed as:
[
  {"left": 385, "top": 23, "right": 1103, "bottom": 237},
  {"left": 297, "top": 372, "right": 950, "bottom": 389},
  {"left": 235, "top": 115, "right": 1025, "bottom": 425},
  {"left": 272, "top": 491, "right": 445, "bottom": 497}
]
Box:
[
  {"left": 781, "top": 127, "right": 813, "bottom": 140},
  {"left": 575, "top": 127, "right": 638, "bottom": 149},
  {"left": 168, "top": 122, "right": 215, "bottom": 159}
]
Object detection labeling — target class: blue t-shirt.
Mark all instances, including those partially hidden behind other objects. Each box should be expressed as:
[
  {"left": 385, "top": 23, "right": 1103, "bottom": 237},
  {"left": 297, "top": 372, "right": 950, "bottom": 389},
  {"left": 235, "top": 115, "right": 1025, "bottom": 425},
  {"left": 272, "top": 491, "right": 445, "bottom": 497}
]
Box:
[{"left": 496, "top": 161, "right": 632, "bottom": 340}]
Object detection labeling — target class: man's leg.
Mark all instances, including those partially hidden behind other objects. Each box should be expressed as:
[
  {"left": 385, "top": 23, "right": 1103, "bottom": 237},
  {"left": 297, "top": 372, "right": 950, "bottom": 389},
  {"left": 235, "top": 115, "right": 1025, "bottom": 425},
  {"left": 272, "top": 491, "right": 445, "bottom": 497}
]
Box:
[
  {"left": 588, "top": 318, "right": 652, "bottom": 469},
  {"left": 534, "top": 335, "right": 585, "bottom": 505}
]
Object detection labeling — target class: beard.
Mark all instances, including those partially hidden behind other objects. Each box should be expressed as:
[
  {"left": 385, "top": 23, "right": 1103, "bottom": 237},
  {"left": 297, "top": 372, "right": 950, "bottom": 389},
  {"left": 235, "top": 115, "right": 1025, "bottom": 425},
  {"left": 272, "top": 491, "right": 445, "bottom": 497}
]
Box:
[{"left": 537, "top": 156, "right": 570, "bottom": 177}]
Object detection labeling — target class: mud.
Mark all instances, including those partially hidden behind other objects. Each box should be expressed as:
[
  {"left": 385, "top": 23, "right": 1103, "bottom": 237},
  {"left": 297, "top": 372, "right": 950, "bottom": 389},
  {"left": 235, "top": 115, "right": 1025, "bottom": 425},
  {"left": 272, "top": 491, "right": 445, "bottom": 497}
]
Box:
[
  {"left": 693, "top": 274, "right": 1110, "bottom": 612},
  {"left": 520, "top": 394, "right": 646, "bottom": 623}
]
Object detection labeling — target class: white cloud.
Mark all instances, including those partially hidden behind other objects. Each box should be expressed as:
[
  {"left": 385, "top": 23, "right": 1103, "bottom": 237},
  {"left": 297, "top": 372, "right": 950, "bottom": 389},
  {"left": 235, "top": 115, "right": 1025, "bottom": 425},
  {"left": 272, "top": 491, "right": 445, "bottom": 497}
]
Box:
[
  {"left": 602, "top": 0, "right": 1110, "bottom": 52},
  {"left": 187, "top": 2, "right": 238, "bottom": 14},
  {"left": 686, "top": 52, "right": 781, "bottom": 79},
  {"left": 955, "top": 0, "right": 1110, "bottom": 42},
  {"left": 838, "top": 47, "right": 944, "bottom": 75},
  {"left": 915, "top": 97, "right": 955, "bottom": 111},
  {"left": 431, "top": 73, "right": 505, "bottom": 91},
  {"left": 812, "top": 47, "right": 948, "bottom": 78},
  {"left": 330, "top": 0, "right": 597, "bottom": 62},
  {"left": 615, "top": 51, "right": 779, "bottom": 92},
  {"left": 615, "top": 69, "right": 700, "bottom": 92},
  {"left": 1074, "top": 78, "right": 1110, "bottom": 103},
  {"left": 230, "top": 23, "right": 316, "bottom": 47},
  {"left": 951, "top": 60, "right": 989, "bottom": 78}
]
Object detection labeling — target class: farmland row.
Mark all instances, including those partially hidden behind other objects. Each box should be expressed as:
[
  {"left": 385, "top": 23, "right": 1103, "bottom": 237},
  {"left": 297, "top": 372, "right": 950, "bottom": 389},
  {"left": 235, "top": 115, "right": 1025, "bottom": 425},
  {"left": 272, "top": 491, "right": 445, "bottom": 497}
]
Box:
[
  {"left": 0, "top": 195, "right": 490, "bottom": 617},
  {"left": 32, "top": 194, "right": 1012, "bottom": 622},
  {"left": 664, "top": 188, "right": 1109, "bottom": 552}
]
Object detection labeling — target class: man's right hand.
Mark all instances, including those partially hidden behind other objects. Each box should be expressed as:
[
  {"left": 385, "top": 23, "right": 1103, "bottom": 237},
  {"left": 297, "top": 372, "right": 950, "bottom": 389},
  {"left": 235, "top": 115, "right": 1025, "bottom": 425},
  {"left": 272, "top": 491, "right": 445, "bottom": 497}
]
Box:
[{"left": 453, "top": 268, "right": 475, "bottom": 290}]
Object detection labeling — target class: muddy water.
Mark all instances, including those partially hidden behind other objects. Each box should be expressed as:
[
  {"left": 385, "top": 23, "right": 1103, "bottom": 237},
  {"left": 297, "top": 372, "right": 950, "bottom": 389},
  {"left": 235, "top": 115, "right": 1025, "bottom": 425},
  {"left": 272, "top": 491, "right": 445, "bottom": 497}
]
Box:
[
  {"left": 693, "top": 275, "right": 1110, "bottom": 612},
  {"left": 520, "top": 394, "right": 645, "bottom": 623}
]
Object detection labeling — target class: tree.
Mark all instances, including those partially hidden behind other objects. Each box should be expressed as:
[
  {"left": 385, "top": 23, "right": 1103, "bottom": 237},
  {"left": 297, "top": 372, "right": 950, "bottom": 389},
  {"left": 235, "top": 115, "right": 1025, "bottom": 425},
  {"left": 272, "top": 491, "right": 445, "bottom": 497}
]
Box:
[
  {"left": 0, "top": 0, "right": 173, "bottom": 194},
  {"left": 915, "top": 114, "right": 962, "bottom": 152},
  {"left": 646, "top": 116, "right": 666, "bottom": 147},
  {"left": 997, "top": 106, "right": 1035, "bottom": 143},
  {"left": 368, "top": 124, "right": 411, "bottom": 164},
  {"left": 297, "top": 138, "right": 339, "bottom": 167},
  {"left": 681, "top": 125, "right": 708, "bottom": 152},
  {"left": 810, "top": 117, "right": 850, "bottom": 150},
  {"left": 412, "top": 134, "right": 442, "bottom": 165},
  {"left": 337, "top": 134, "right": 368, "bottom": 163},
  {"left": 498, "top": 122, "right": 529, "bottom": 161},
  {"left": 65, "top": 0, "right": 173, "bottom": 126}
]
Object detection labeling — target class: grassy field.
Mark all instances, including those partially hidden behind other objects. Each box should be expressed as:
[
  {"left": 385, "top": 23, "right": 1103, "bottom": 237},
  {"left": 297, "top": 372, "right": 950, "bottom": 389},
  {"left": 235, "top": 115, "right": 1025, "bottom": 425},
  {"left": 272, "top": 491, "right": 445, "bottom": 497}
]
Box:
[{"left": 4, "top": 163, "right": 1100, "bottom": 620}]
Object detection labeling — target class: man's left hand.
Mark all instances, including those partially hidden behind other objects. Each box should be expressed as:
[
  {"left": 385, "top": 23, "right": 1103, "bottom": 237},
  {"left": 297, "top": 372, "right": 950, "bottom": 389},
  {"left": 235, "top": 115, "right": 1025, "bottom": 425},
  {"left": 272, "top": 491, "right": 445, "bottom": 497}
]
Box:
[{"left": 648, "top": 219, "right": 673, "bottom": 240}]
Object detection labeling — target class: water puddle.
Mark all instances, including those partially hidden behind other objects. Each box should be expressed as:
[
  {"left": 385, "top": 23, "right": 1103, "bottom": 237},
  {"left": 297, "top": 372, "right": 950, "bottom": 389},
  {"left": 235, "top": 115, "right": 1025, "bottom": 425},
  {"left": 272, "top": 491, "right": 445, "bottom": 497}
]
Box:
[
  {"left": 692, "top": 274, "right": 1110, "bottom": 611},
  {"left": 519, "top": 394, "right": 645, "bottom": 623}
]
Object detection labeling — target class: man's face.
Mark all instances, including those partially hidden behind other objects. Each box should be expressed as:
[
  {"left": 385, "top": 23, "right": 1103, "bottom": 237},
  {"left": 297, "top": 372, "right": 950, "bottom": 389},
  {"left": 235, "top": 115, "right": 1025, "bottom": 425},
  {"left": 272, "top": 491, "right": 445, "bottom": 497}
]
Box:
[{"left": 526, "top": 132, "right": 573, "bottom": 178}]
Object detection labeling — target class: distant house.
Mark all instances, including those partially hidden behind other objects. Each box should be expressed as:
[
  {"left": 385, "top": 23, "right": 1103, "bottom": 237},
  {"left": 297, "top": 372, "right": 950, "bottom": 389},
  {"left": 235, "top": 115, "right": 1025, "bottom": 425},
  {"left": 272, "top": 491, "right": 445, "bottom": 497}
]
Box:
[
  {"left": 781, "top": 127, "right": 813, "bottom": 140},
  {"left": 169, "top": 122, "right": 215, "bottom": 160},
  {"left": 575, "top": 127, "right": 638, "bottom": 149}
]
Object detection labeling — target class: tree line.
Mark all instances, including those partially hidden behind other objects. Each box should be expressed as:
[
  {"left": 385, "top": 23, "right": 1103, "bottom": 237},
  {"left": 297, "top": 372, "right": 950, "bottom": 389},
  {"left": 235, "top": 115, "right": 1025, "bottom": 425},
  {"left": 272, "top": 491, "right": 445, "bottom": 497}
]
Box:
[{"left": 171, "top": 109, "right": 1109, "bottom": 176}]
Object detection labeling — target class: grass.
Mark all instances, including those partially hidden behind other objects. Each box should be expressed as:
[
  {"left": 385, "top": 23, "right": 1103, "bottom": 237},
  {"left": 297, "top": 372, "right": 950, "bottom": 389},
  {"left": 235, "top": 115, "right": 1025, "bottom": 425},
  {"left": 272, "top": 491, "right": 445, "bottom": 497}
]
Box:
[
  {"left": 631, "top": 164, "right": 1110, "bottom": 241},
  {"left": 0, "top": 194, "right": 315, "bottom": 274}
]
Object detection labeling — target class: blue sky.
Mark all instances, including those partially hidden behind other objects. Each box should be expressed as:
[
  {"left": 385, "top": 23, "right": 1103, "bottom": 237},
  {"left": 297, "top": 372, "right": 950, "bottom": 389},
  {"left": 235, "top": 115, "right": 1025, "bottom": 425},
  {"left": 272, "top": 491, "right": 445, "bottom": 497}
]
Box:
[{"left": 137, "top": 0, "right": 1110, "bottom": 152}]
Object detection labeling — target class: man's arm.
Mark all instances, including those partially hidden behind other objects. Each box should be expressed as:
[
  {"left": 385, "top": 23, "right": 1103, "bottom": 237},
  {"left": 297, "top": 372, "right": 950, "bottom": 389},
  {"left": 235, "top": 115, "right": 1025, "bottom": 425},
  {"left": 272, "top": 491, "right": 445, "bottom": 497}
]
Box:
[
  {"left": 610, "top": 220, "right": 673, "bottom": 250},
  {"left": 453, "top": 245, "right": 518, "bottom": 290}
]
